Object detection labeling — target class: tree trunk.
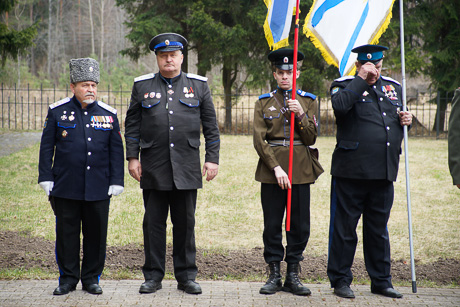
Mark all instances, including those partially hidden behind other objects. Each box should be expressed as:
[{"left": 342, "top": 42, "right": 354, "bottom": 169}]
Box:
[
  {"left": 30, "top": 4, "right": 35, "bottom": 76},
  {"left": 47, "top": 0, "right": 52, "bottom": 76},
  {"left": 88, "top": 0, "right": 95, "bottom": 55},
  {"left": 78, "top": 0, "right": 81, "bottom": 57},
  {"left": 222, "top": 57, "right": 237, "bottom": 133},
  {"left": 433, "top": 91, "right": 448, "bottom": 132},
  {"left": 100, "top": 0, "right": 105, "bottom": 64}
]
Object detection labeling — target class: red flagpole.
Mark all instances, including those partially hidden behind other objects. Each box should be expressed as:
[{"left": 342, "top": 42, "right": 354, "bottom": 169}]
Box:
[{"left": 286, "top": 0, "right": 300, "bottom": 232}]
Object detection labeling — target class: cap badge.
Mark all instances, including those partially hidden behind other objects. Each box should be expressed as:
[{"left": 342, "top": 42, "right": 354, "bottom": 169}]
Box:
[
  {"left": 165, "top": 40, "right": 170, "bottom": 46},
  {"left": 367, "top": 53, "right": 372, "bottom": 59},
  {"left": 89, "top": 66, "right": 94, "bottom": 72},
  {"left": 283, "top": 57, "right": 289, "bottom": 63}
]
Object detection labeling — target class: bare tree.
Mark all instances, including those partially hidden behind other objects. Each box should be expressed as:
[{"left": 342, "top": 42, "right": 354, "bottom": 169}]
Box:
[
  {"left": 47, "top": 0, "right": 53, "bottom": 76},
  {"left": 88, "top": 0, "right": 95, "bottom": 55}
]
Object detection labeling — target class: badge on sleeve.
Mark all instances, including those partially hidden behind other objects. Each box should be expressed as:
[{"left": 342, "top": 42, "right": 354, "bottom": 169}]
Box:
[{"left": 331, "top": 87, "right": 340, "bottom": 95}]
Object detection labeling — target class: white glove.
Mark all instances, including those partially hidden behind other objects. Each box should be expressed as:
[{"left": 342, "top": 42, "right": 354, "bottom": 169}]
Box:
[
  {"left": 39, "top": 181, "right": 54, "bottom": 196},
  {"left": 108, "top": 185, "right": 124, "bottom": 196}
]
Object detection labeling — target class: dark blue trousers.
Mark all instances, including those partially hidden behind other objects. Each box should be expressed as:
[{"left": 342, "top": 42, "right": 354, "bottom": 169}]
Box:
[
  {"left": 328, "top": 176, "right": 394, "bottom": 290},
  {"left": 261, "top": 183, "right": 311, "bottom": 264},
  {"left": 141, "top": 188, "right": 198, "bottom": 283},
  {"left": 54, "top": 197, "right": 110, "bottom": 286}
]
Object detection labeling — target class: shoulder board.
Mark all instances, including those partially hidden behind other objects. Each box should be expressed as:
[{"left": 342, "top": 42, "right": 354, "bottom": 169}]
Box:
[
  {"left": 49, "top": 97, "right": 71, "bottom": 109},
  {"left": 381, "top": 76, "right": 401, "bottom": 86},
  {"left": 297, "top": 89, "right": 316, "bottom": 100},
  {"left": 98, "top": 101, "right": 117, "bottom": 114},
  {"left": 258, "top": 91, "right": 275, "bottom": 100},
  {"left": 134, "top": 73, "right": 155, "bottom": 83},
  {"left": 334, "top": 76, "right": 354, "bottom": 82},
  {"left": 186, "top": 73, "right": 208, "bottom": 82}
]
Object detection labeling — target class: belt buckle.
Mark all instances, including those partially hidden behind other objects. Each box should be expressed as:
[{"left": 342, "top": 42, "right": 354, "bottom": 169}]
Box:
[
  {"left": 283, "top": 139, "right": 287, "bottom": 146},
  {"left": 280, "top": 107, "right": 287, "bottom": 114}
]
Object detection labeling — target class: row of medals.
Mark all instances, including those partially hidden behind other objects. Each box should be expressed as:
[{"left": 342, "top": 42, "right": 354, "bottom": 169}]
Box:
[
  {"left": 146, "top": 87, "right": 195, "bottom": 99},
  {"left": 59, "top": 110, "right": 112, "bottom": 138}
]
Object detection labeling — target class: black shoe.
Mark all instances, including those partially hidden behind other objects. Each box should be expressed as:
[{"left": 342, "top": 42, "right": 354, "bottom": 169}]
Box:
[
  {"left": 259, "top": 262, "right": 282, "bottom": 294},
  {"left": 53, "top": 284, "right": 76, "bottom": 295},
  {"left": 177, "top": 280, "right": 202, "bottom": 294},
  {"left": 82, "top": 283, "right": 103, "bottom": 295},
  {"left": 139, "top": 280, "right": 162, "bottom": 294},
  {"left": 282, "top": 263, "right": 311, "bottom": 296},
  {"left": 334, "top": 285, "right": 355, "bottom": 298},
  {"left": 371, "top": 287, "right": 403, "bottom": 298}
]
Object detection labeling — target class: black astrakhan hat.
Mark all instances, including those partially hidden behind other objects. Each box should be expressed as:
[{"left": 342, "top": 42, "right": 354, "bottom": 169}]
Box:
[
  {"left": 268, "top": 48, "right": 305, "bottom": 70},
  {"left": 149, "top": 33, "right": 188, "bottom": 53},
  {"left": 69, "top": 58, "right": 100, "bottom": 84}
]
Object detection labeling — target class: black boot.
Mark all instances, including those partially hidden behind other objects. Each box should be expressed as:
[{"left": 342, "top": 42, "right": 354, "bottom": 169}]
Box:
[
  {"left": 259, "top": 262, "right": 282, "bottom": 294},
  {"left": 282, "top": 263, "right": 311, "bottom": 296}
]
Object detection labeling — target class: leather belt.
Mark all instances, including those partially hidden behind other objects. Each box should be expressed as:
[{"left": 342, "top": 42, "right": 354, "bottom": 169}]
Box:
[{"left": 268, "top": 140, "right": 304, "bottom": 147}]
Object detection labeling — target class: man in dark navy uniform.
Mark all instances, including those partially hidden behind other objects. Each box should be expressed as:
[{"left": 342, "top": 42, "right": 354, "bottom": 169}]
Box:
[
  {"left": 327, "top": 45, "right": 412, "bottom": 299},
  {"left": 38, "top": 58, "right": 124, "bottom": 296},
  {"left": 124, "top": 33, "right": 220, "bottom": 295}
]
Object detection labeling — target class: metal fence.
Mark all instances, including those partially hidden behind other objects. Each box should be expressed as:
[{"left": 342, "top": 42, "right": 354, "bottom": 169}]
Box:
[{"left": 0, "top": 83, "right": 453, "bottom": 139}]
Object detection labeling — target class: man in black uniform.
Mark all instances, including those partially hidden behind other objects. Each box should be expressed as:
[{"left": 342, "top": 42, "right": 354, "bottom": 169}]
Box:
[
  {"left": 38, "top": 58, "right": 124, "bottom": 295},
  {"left": 124, "top": 33, "right": 220, "bottom": 295},
  {"left": 327, "top": 45, "right": 412, "bottom": 299}
]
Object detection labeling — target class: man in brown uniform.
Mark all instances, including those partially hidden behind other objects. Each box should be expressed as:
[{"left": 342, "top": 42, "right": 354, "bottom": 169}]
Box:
[{"left": 253, "top": 48, "right": 323, "bottom": 296}]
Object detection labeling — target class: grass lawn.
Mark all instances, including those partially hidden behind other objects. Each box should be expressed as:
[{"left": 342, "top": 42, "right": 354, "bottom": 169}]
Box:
[{"left": 0, "top": 134, "right": 458, "bottom": 272}]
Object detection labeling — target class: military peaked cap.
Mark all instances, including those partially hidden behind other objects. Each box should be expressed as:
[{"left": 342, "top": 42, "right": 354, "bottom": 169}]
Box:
[
  {"left": 268, "top": 48, "right": 305, "bottom": 70},
  {"left": 352, "top": 44, "right": 388, "bottom": 64},
  {"left": 149, "top": 33, "right": 188, "bottom": 53}
]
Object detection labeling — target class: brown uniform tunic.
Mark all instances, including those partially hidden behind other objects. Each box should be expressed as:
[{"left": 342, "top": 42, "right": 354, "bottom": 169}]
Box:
[{"left": 253, "top": 88, "right": 320, "bottom": 183}]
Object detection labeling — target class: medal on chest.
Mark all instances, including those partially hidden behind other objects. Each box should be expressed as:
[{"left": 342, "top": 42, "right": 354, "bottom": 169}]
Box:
[
  {"left": 382, "top": 84, "right": 398, "bottom": 100},
  {"left": 90, "top": 115, "right": 114, "bottom": 130}
]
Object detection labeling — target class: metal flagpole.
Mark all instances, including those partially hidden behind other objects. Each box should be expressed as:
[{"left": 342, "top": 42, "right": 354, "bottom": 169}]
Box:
[
  {"left": 286, "top": 0, "right": 301, "bottom": 232},
  {"left": 399, "top": 0, "right": 417, "bottom": 293}
]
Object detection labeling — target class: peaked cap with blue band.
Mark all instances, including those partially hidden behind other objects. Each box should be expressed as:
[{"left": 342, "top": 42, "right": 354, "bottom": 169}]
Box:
[
  {"left": 149, "top": 33, "right": 188, "bottom": 53},
  {"left": 268, "top": 48, "right": 305, "bottom": 70},
  {"left": 352, "top": 44, "right": 388, "bottom": 64}
]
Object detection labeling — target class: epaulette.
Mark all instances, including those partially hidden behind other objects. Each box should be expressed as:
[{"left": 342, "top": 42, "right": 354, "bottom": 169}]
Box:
[
  {"left": 134, "top": 73, "right": 155, "bottom": 83},
  {"left": 259, "top": 91, "right": 274, "bottom": 100},
  {"left": 98, "top": 101, "right": 117, "bottom": 114},
  {"left": 335, "top": 76, "right": 354, "bottom": 82},
  {"left": 49, "top": 97, "right": 71, "bottom": 109},
  {"left": 187, "top": 73, "right": 208, "bottom": 82},
  {"left": 381, "top": 76, "right": 401, "bottom": 86},
  {"left": 297, "top": 89, "right": 316, "bottom": 100}
]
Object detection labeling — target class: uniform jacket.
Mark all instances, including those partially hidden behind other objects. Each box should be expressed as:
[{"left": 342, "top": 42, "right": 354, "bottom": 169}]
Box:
[
  {"left": 38, "top": 96, "right": 124, "bottom": 201},
  {"left": 253, "top": 88, "right": 319, "bottom": 184},
  {"left": 448, "top": 88, "right": 460, "bottom": 185},
  {"left": 124, "top": 72, "right": 220, "bottom": 190},
  {"left": 330, "top": 75, "right": 405, "bottom": 181}
]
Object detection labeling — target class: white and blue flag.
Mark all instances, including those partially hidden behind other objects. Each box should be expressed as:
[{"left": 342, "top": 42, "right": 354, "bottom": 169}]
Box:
[
  {"left": 304, "top": 0, "right": 395, "bottom": 76},
  {"left": 264, "top": 0, "right": 297, "bottom": 50}
]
